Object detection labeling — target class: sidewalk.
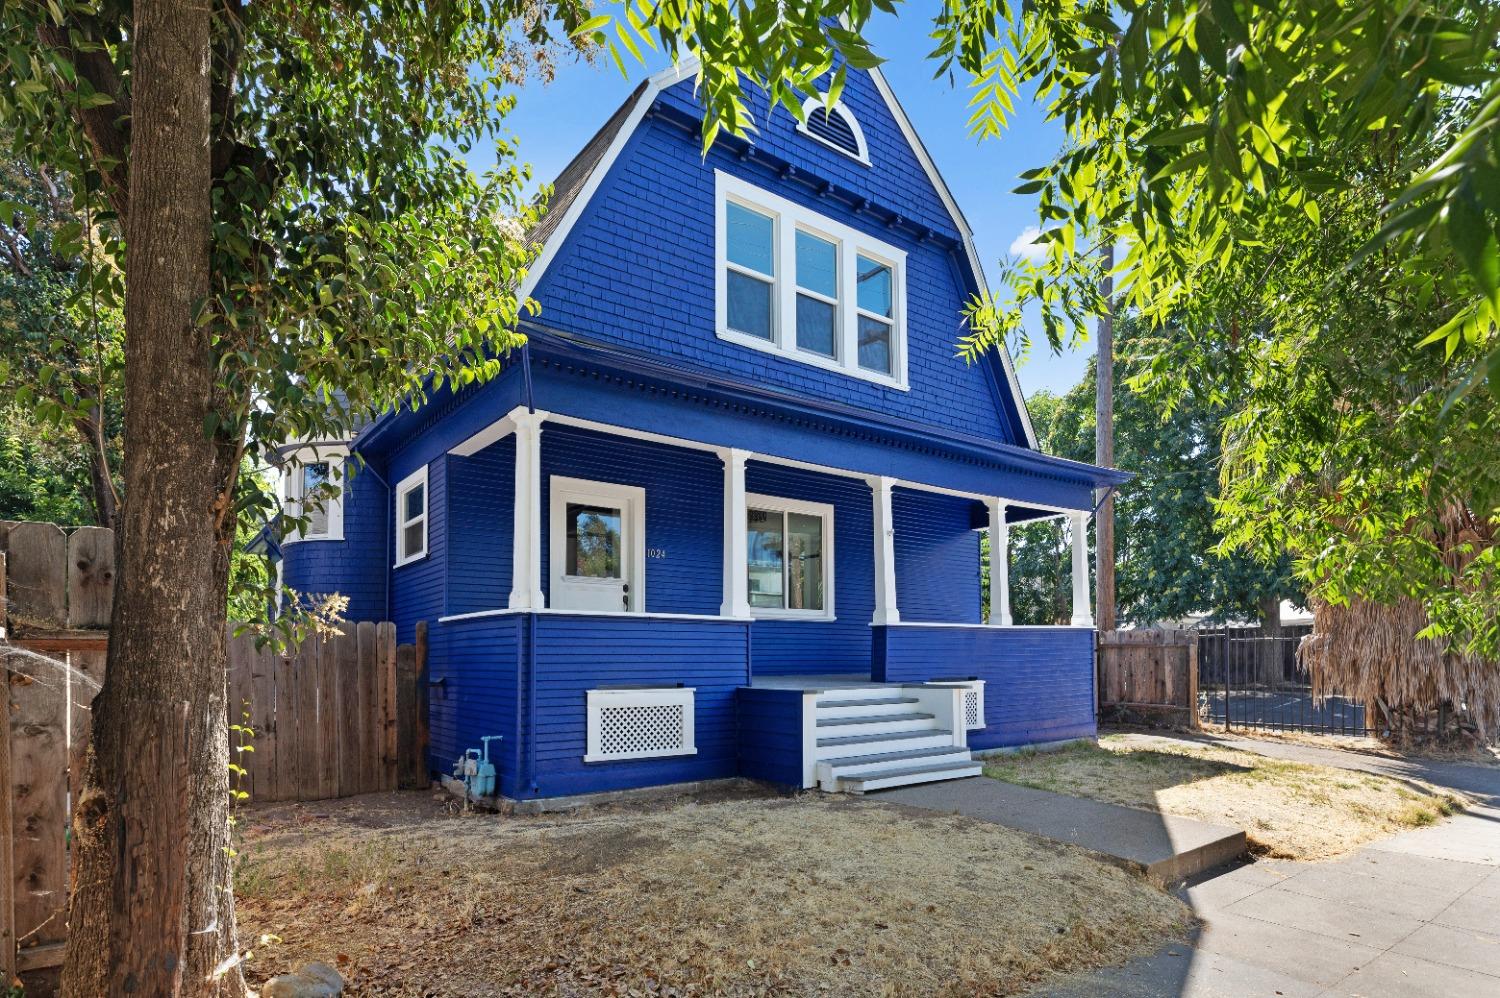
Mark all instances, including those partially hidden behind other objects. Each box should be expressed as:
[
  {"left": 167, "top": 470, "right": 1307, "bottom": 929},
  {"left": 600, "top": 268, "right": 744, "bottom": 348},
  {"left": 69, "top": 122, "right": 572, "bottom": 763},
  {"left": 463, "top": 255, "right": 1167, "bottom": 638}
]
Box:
[{"left": 1035, "top": 735, "right": 1500, "bottom": 998}]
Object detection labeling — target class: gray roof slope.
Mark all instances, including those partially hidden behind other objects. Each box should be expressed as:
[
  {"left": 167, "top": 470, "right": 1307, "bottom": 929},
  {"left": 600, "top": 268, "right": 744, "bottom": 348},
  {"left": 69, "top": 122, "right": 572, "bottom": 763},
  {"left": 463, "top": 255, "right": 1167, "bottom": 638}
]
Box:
[{"left": 528, "top": 80, "right": 649, "bottom": 249}]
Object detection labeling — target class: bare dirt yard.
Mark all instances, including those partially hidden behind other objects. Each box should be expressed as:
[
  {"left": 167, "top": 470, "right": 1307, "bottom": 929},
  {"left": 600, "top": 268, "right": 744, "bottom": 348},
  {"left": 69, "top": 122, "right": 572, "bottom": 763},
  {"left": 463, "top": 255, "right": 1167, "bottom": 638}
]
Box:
[
  {"left": 233, "top": 783, "right": 1190, "bottom": 997},
  {"left": 982, "top": 732, "right": 1466, "bottom": 861}
]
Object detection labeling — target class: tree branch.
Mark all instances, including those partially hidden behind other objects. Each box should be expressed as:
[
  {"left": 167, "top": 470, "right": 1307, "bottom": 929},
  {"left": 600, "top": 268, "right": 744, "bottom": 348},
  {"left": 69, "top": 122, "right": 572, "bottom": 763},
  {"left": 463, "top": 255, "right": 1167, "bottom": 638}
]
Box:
[{"left": 35, "top": 22, "right": 131, "bottom": 219}]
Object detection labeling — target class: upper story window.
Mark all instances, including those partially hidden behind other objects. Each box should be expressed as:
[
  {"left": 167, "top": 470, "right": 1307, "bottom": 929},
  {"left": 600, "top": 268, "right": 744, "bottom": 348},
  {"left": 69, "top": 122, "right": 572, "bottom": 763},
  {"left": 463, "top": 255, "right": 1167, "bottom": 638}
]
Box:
[
  {"left": 394, "top": 465, "right": 429, "bottom": 567},
  {"left": 797, "top": 95, "right": 869, "bottom": 165},
  {"left": 281, "top": 447, "right": 345, "bottom": 542},
  {"left": 716, "top": 171, "right": 907, "bottom": 390}
]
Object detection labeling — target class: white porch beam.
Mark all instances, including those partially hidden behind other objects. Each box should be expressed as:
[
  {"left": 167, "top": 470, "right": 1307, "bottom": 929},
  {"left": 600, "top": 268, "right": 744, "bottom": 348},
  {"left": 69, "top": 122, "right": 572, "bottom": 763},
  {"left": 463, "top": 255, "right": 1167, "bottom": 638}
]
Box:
[
  {"left": 868, "top": 475, "right": 901, "bottom": 625},
  {"left": 508, "top": 407, "right": 549, "bottom": 610},
  {"left": 987, "top": 498, "right": 1011, "bottom": 626},
  {"left": 1069, "top": 509, "right": 1094, "bottom": 628},
  {"left": 719, "top": 447, "right": 752, "bottom": 618}
]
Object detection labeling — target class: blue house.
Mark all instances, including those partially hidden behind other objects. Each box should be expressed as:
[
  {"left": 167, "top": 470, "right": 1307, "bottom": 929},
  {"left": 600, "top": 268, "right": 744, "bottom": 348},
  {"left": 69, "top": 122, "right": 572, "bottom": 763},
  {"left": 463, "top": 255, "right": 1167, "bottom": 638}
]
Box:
[{"left": 277, "top": 59, "right": 1127, "bottom": 802}]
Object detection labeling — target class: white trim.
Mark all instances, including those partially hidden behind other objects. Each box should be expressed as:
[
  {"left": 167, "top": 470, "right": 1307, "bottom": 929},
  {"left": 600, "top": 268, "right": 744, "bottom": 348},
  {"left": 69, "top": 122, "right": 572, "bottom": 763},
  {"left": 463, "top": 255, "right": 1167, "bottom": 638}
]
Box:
[
  {"left": 1069, "top": 510, "right": 1094, "bottom": 628},
  {"left": 864, "top": 66, "right": 1038, "bottom": 448},
  {"left": 718, "top": 448, "right": 752, "bottom": 618},
  {"left": 438, "top": 607, "right": 746, "bottom": 624},
  {"left": 876, "top": 621, "right": 1094, "bottom": 630},
  {"left": 393, "top": 465, "right": 429, "bottom": 567},
  {"left": 867, "top": 475, "right": 900, "bottom": 626},
  {"left": 584, "top": 687, "right": 697, "bottom": 763},
  {"left": 509, "top": 408, "right": 549, "bottom": 609},
  {"left": 450, "top": 413, "right": 516, "bottom": 456},
  {"left": 744, "top": 492, "right": 835, "bottom": 620},
  {"left": 796, "top": 94, "right": 871, "bottom": 165},
  {"left": 280, "top": 444, "right": 347, "bottom": 544},
  {"left": 987, "top": 498, "right": 1011, "bottom": 627},
  {"left": 549, "top": 475, "right": 647, "bottom": 614},
  {"left": 716, "top": 171, "right": 909, "bottom": 390}
]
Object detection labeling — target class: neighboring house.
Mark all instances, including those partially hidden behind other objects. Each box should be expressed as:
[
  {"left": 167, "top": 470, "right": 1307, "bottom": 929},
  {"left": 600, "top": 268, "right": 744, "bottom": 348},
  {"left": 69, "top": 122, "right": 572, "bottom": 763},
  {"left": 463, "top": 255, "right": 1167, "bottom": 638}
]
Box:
[{"left": 277, "top": 60, "right": 1128, "bottom": 802}]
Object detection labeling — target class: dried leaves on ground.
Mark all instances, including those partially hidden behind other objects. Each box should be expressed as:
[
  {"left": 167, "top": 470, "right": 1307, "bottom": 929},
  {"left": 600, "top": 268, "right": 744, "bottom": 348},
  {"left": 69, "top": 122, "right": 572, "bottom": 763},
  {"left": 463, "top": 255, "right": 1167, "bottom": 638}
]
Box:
[
  {"left": 983, "top": 733, "right": 1465, "bottom": 860},
  {"left": 233, "top": 787, "right": 1189, "bottom": 996}
]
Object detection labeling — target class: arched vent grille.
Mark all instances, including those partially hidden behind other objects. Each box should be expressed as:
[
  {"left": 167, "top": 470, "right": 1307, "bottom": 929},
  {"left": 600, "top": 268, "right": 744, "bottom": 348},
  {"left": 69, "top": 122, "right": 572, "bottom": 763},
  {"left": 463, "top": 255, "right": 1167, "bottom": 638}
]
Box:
[{"left": 806, "top": 106, "right": 860, "bottom": 156}]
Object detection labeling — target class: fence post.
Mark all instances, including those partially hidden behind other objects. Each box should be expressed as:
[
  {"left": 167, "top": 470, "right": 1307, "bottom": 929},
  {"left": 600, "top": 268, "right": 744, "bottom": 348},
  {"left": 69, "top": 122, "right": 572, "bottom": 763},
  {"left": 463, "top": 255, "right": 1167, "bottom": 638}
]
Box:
[{"left": 1188, "top": 631, "right": 1201, "bottom": 730}]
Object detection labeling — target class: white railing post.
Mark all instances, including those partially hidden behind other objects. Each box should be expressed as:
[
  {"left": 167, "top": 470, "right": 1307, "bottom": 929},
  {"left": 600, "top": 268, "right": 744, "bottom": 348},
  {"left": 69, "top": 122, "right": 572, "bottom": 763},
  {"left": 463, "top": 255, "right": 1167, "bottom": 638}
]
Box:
[
  {"left": 1069, "top": 509, "right": 1094, "bottom": 627},
  {"left": 508, "top": 407, "right": 548, "bottom": 610},
  {"left": 719, "top": 447, "right": 751, "bottom": 618},
  {"left": 867, "top": 475, "right": 901, "bottom": 625},
  {"left": 987, "top": 497, "right": 1011, "bottom": 626}
]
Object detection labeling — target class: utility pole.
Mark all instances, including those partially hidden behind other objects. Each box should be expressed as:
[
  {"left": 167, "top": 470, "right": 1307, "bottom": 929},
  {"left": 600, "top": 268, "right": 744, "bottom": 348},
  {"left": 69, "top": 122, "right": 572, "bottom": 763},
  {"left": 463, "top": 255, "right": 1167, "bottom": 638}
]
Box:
[{"left": 1095, "top": 242, "right": 1117, "bottom": 632}]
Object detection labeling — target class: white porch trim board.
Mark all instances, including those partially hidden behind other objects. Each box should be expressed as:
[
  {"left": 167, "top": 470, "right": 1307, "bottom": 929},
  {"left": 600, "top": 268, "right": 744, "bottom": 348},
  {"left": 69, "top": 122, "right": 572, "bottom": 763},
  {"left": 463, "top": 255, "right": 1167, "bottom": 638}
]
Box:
[
  {"left": 867, "top": 475, "right": 900, "bottom": 625},
  {"left": 987, "top": 497, "right": 1011, "bottom": 627},
  {"left": 508, "top": 408, "right": 548, "bottom": 610},
  {"left": 718, "top": 447, "right": 752, "bottom": 619},
  {"left": 1069, "top": 509, "right": 1094, "bottom": 628}
]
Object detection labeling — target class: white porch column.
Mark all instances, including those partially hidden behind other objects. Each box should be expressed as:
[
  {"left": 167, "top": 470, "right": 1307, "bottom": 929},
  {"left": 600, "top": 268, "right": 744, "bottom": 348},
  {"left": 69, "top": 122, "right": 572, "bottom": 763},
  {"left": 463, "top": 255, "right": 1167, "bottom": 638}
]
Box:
[
  {"left": 719, "top": 447, "right": 751, "bottom": 618},
  {"left": 987, "top": 498, "right": 1012, "bottom": 626},
  {"left": 868, "top": 475, "right": 901, "bottom": 625},
  {"left": 1069, "top": 509, "right": 1094, "bottom": 627},
  {"left": 508, "top": 408, "right": 548, "bottom": 610}
]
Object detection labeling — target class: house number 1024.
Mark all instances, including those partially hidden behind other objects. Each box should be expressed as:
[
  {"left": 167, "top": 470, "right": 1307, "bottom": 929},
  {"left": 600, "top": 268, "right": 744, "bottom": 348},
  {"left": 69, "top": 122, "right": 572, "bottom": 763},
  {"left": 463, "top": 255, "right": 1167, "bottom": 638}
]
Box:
[{"left": 647, "top": 547, "right": 667, "bottom": 559}]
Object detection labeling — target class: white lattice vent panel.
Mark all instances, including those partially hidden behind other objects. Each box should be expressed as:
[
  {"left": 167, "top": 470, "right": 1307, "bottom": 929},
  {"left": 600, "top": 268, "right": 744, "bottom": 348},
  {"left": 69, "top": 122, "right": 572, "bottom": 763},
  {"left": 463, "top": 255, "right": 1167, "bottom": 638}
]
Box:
[
  {"left": 585, "top": 687, "right": 697, "bottom": 762},
  {"left": 962, "top": 681, "right": 986, "bottom": 730}
]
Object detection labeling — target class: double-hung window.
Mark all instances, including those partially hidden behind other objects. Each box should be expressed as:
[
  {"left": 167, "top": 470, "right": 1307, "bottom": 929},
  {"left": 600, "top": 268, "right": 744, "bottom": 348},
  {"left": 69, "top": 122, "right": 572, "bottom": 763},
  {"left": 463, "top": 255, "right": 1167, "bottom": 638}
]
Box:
[
  {"left": 395, "top": 466, "right": 428, "bottom": 566},
  {"left": 281, "top": 447, "right": 344, "bottom": 542},
  {"left": 716, "top": 171, "right": 907, "bottom": 388},
  {"left": 745, "top": 494, "right": 834, "bottom": 619}
]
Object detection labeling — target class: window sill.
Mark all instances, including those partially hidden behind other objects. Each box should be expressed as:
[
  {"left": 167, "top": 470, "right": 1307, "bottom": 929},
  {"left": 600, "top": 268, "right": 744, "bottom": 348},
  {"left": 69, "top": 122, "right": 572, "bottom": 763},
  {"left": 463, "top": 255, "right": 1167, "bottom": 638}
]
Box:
[
  {"left": 282, "top": 533, "right": 344, "bottom": 545},
  {"left": 393, "top": 552, "right": 429, "bottom": 569},
  {"left": 717, "top": 328, "right": 908, "bottom": 392},
  {"left": 750, "top": 611, "right": 837, "bottom": 622}
]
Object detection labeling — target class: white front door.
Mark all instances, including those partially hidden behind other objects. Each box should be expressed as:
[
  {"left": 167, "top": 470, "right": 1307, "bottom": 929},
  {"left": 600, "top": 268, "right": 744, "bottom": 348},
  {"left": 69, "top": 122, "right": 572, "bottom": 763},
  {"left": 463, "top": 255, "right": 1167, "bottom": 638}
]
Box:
[{"left": 549, "top": 476, "right": 645, "bottom": 613}]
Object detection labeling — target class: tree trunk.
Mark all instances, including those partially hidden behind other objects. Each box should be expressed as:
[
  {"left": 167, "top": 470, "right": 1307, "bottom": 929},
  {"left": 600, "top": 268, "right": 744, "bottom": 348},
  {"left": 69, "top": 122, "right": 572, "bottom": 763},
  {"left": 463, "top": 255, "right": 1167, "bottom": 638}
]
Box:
[
  {"left": 1257, "top": 594, "right": 1284, "bottom": 687},
  {"left": 62, "top": 2, "right": 242, "bottom": 994}
]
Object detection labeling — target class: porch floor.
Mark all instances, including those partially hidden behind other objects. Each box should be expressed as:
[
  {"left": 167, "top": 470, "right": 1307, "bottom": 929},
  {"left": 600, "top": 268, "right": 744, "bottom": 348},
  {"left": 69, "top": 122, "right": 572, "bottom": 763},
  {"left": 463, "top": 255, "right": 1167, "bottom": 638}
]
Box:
[{"left": 745, "top": 673, "right": 879, "bottom": 691}]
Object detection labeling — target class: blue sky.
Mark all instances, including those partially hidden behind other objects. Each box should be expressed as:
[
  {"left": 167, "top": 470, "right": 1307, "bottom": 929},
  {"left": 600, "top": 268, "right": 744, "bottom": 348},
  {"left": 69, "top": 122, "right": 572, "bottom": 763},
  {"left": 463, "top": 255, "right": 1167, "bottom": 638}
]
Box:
[{"left": 471, "top": 4, "right": 1094, "bottom": 399}]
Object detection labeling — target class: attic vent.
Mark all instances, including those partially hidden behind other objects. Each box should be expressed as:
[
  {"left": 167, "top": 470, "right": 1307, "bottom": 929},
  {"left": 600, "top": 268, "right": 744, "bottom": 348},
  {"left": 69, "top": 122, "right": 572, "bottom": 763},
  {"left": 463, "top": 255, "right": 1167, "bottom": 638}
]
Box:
[{"left": 798, "top": 96, "right": 869, "bottom": 164}]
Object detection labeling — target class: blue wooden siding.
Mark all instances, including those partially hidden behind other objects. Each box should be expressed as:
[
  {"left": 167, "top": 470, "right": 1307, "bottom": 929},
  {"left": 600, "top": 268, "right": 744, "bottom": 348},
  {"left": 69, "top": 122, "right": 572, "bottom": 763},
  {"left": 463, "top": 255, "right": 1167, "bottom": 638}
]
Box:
[
  {"left": 745, "top": 461, "right": 873, "bottom": 676},
  {"left": 389, "top": 455, "right": 446, "bottom": 646},
  {"left": 427, "top": 614, "right": 523, "bottom": 795},
  {"left": 526, "top": 614, "right": 750, "bottom": 798},
  {"left": 531, "top": 71, "right": 1016, "bottom": 444},
  {"left": 893, "top": 487, "right": 981, "bottom": 624},
  {"left": 734, "top": 687, "right": 805, "bottom": 787},
  {"left": 538, "top": 425, "right": 723, "bottom": 615},
  {"left": 872, "top": 625, "right": 1096, "bottom": 748},
  {"left": 446, "top": 437, "right": 514, "bottom": 616},
  {"left": 280, "top": 461, "right": 389, "bottom": 623}
]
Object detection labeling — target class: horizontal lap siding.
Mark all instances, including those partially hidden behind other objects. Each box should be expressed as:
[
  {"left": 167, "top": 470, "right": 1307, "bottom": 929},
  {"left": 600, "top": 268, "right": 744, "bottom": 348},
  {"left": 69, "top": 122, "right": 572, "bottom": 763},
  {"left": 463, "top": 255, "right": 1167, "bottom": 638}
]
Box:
[
  {"left": 735, "top": 687, "right": 805, "bottom": 788},
  {"left": 447, "top": 439, "right": 515, "bottom": 616},
  {"left": 745, "top": 462, "right": 872, "bottom": 676},
  {"left": 528, "top": 615, "right": 750, "bottom": 798},
  {"left": 893, "top": 487, "right": 981, "bottom": 624},
  {"left": 874, "top": 626, "right": 1096, "bottom": 748},
  {"left": 391, "top": 452, "right": 447, "bottom": 646},
  {"left": 281, "top": 462, "right": 388, "bottom": 622},
  {"left": 428, "top": 616, "right": 523, "bottom": 794},
  {"left": 540, "top": 425, "right": 722, "bottom": 615}
]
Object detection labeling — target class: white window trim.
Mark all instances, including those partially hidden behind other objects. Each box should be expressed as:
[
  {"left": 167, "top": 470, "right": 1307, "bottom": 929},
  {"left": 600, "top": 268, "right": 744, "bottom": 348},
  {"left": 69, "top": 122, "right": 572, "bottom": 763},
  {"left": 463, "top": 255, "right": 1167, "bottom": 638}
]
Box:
[
  {"left": 745, "top": 492, "right": 836, "bottom": 621},
  {"left": 280, "top": 445, "right": 346, "bottom": 544},
  {"left": 394, "top": 465, "right": 429, "bottom": 568},
  {"left": 548, "top": 475, "right": 647, "bottom": 613},
  {"left": 715, "top": 171, "right": 908, "bottom": 391},
  {"left": 796, "top": 94, "right": 871, "bottom": 166},
  {"left": 584, "top": 687, "right": 697, "bottom": 763}
]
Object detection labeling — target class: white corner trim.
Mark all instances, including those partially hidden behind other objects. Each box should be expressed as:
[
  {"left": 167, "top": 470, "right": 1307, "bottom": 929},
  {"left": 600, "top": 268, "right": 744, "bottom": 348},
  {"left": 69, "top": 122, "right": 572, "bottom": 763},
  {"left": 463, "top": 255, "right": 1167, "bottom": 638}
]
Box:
[
  {"left": 393, "top": 464, "right": 430, "bottom": 568},
  {"left": 796, "top": 94, "right": 871, "bottom": 166}
]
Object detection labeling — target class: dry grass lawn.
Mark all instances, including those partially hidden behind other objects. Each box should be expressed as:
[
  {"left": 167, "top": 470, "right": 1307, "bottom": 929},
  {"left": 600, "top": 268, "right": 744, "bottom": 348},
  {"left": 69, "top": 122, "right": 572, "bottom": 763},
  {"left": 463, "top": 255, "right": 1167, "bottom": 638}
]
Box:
[
  {"left": 983, "top": 733, "right": 1465, "bottom": 860},
  {"left": 233, "top": 785, "right": 1190, "bottom": 996}
]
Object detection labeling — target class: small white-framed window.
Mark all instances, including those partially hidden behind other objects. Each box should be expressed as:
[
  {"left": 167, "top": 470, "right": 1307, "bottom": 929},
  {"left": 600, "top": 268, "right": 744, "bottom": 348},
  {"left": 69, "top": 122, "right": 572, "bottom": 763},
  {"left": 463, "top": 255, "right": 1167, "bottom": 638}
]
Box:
[
  {"left": 796, "top": 95, "right": 870, "bottom": 165},
  {"left": 394, "top": 465, "right": 429, "bottom": 567},
  {"left": 280, "top": 446, "right": 345, "bottom": 543},
  {"left": 745, "top": 493, "right": 834, "bottom": 619},
  {"left": 716, "top": 171, "right": 907, "bottom": 389}
]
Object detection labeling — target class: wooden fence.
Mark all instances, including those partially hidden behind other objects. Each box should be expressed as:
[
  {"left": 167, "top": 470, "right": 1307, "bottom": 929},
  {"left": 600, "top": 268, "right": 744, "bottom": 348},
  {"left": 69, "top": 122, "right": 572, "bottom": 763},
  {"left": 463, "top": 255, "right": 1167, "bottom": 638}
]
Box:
[
  {"left": 1097, "top": 629, "right": 1200, "bottom": 728},
  {"left": 1, "top": 521, "right": 427, "bottom": 979}
]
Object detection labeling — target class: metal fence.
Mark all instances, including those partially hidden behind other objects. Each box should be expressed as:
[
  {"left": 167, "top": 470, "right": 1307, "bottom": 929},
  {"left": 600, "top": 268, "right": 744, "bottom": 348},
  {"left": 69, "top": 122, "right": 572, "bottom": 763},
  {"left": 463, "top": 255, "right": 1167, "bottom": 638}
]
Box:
[{"left": 1197, "top": 624, "right": 1369, "bottom": 736}]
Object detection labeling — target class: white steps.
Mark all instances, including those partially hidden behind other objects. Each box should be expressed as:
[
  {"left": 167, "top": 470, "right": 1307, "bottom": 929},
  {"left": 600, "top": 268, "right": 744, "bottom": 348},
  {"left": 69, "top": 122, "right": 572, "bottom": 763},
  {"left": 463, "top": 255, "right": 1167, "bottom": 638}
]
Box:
[{"left": 809, "top": 686, "right": 979, "bottom": 793}]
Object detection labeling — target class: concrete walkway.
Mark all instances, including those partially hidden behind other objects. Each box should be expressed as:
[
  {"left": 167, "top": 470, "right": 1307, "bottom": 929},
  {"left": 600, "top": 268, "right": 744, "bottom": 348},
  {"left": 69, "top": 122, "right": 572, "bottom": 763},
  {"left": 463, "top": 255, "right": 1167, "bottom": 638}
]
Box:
[
  {"left": 1035, "top": 736, "right": 1500, "bottom": 998},
  {"left": 876, "top": 777, "right": 1246, "bottom": 886}
]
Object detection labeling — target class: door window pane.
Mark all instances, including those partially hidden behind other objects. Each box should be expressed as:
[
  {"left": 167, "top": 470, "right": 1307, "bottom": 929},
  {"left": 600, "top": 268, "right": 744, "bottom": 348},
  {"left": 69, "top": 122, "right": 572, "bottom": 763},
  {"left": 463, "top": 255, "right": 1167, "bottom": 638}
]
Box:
[
  {"left": 785, "top": 512, "right": 824, "bottom": 610},
  {"left": 566, "top": 503, "right": 622, "bottom": 578},
  {"left": 795, "top": 231, "right": 837, "bottom": 297},
  {"left": 858, "top": 315, "right": 892, "bottom": 374},
  {"left": 726, "top": 203, "right": 774, "bottom": 275},
  {"left": 746, "top": 507, "right": 784, "bottom": 609},
  {"left": 857, "top": 255, "right": 892, "bottom": 316},
  {"left": 796, "top": 295, "right": 837, "bottom": 356},
  {"left": 727, "top": 270, "right": 773, "bottom": 340}
]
